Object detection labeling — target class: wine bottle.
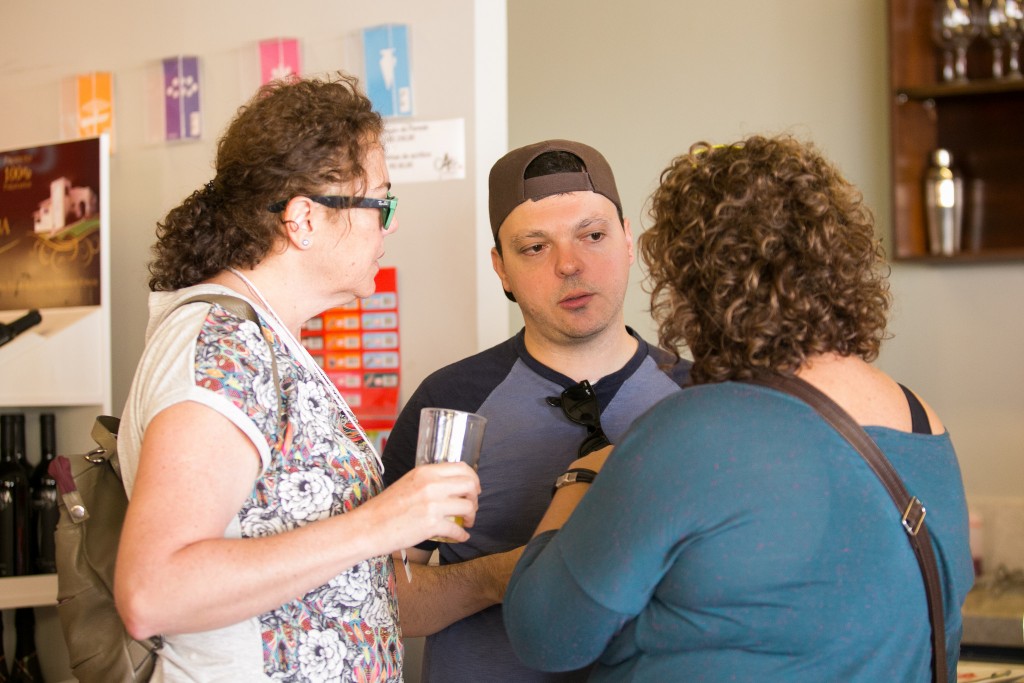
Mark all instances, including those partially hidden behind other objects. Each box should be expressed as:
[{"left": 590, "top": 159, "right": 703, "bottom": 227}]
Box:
[
  {"left": 12, "top": 415, "right": 35, "bottom": 572},
  {"left": 8, "top": 607, "right": 44, "bottom": 683},
  {"left": 13, "top": 414, "right": 29, "bottom": 475},
  {"left": 1, "top": 414, "right": 31, "bottom": 577},
  {"left": 0, "top": 610, "right": 8, "bottom": 683},
  {"left": 31, "top": 414, "right": 58, "bottom": 574},
  {"left": 0, "top": 310, "right": 42, "bottom": 349}
]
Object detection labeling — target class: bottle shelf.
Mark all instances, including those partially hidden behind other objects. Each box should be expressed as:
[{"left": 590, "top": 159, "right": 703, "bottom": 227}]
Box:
[
  {"left": 898, "top": 78, "right": 1024, "bottom": 101},
  {"left": 0, "top": 574, "right": 57, "bottom": 610},
  {"left": 894, "top": 248, "right": 1024, "bottom": 263}
]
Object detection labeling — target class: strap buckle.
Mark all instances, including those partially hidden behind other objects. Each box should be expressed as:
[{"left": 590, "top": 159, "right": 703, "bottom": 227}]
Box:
[
  {"left": 84, "top": 446, "right": 108, "bottom": 464},
  {"left": 901, "top": 496, "right": 926, "bottom": 536},
  {"left": 552, "top": 468, "right": 597, "bottom": 496}
]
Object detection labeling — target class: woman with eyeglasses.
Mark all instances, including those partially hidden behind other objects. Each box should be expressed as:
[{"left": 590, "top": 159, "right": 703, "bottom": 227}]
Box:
[
  {"left": 502, "top": 134, "right": 972, "bottom": 682},
  {"left": 113, "top": 74, "right": 479, "bottom": 682}
]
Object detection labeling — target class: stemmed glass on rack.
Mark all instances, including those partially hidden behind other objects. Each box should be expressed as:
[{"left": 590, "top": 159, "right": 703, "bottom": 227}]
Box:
[
  {"left": 969, "top": 0, "right": 1024, "bottom": 80},
  {"left": 1005, "top": 0, "right": 1024, "bottom": 78},
  {"left": 977, "top": 0, "right": 1010, "bottom": 78},
  {"left": 933, "top": 0, "right": 980, "bottom": 82}
]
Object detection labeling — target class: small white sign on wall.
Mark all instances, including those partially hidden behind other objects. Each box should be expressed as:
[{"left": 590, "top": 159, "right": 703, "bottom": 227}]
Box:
[{"left": 382, "top": 118, "right": 465, "bottom": 184}]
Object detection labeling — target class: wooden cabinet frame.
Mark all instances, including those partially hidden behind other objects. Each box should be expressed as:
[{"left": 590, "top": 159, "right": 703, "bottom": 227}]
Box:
[{"left": 888, "top": 0, "right": 1024, "bottom": 260}]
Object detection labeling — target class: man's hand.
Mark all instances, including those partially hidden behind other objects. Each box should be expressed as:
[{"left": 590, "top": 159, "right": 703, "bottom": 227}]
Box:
[{"left": 394, "top": 545, "right": 526, "bottom": 637}]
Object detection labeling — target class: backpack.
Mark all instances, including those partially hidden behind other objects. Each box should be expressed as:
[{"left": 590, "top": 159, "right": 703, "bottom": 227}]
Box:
[{"left": 47, "top": 294, "right": 278, "bottom": 682}]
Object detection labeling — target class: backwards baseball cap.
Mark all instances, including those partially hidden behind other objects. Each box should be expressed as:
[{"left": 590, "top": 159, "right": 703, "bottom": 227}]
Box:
[{"left": 488, "top": 139, "right": 622, "bottom": 241}]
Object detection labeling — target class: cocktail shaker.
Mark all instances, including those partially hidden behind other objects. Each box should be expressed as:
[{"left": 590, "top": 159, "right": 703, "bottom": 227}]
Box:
[{"left": 923, "top": 148, "right": 964, "bottom": 256}]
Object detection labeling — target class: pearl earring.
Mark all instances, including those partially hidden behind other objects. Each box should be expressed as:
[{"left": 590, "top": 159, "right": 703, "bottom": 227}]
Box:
[{"left": 301, "top": 239, "right": 310, "bottom": 247}]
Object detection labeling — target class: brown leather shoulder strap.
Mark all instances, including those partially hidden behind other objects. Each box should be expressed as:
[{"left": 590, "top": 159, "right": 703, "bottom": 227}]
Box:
[{"left": 743, "top": 373, "right": 947, "bottom": 683}]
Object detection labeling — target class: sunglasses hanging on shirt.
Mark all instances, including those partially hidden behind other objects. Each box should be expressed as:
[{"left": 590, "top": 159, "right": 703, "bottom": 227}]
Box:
[{"left": 546, "top": 379, "right": 612, "bottom": 457}]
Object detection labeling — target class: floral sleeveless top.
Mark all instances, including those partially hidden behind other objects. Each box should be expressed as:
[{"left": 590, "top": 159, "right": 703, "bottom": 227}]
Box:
[{"left": 195, "top": 304, "right": 401, "bottom": 682}]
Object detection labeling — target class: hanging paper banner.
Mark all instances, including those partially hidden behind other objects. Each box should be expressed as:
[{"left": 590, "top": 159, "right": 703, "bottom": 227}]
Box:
[
  {"left": 300, "top": 267, "right": 400, "bottom": 450},
  {"left": 59, "top": 72, "right": 115, "bottom": 150},
  {"left": 363, "top": 24, "right": 413, "bottom": 117},
  {"left": 162, "top": 56, "right": 201, "bottom": 141},
  {"left": 259, "top": 38, "right": 301, "bottom": 84}
]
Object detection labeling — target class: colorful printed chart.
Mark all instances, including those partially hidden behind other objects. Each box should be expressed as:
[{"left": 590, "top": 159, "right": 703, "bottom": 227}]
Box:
[{"left": 301, "top": 267, "right": 399, "bottom": 451}]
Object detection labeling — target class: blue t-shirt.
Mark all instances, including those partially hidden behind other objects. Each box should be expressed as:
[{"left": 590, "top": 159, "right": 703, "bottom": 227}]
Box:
[
  {"left": 504, "top": 381, "right": 974, "bottom": 682},
  {"left": 382, "top": 328, "right": 690, "bottom": 682}
]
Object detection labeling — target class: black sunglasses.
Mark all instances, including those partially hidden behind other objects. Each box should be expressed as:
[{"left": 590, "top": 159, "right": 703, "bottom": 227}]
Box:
[
  {"left": 546, "top": 379, "right": 612, "bottom": 457},
  {"left": 267, "top": 193, "right": 398, "bottom": 231}
]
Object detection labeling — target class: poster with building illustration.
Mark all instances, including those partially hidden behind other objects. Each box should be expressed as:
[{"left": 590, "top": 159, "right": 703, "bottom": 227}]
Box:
[{"left": 0, "top": 137, "right": 105, "bottom": 310}]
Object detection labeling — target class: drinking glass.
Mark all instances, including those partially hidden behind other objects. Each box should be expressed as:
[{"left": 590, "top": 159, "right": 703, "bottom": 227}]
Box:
[
  {"left": 933, "top": 0, "right": 981, "bottom": 82},
  {"left": 1005, "top": 0, "right": 1024, "bottom": 77},
  {"left": 978, "top": 0, "right": 1009, "bottom": 78},
  {"left": 414, "top": 407, "right": 487, "bottom": 542}
]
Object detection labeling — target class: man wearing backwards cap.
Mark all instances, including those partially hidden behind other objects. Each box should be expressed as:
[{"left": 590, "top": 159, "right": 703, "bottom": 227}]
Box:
[{"left": 382, "top": 140, "right": 690, "bottom": 682}]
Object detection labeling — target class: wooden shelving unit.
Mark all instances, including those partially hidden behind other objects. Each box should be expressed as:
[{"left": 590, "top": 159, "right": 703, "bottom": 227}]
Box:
[
  {"left": 888, "top": 0, "right": 1024, "bottom": 260},
  {"left": 0, "top": 575, "right": 57, "bottom": 610},
  {"left": 0, "top": 135, "right": 111, "bottom": 666}
]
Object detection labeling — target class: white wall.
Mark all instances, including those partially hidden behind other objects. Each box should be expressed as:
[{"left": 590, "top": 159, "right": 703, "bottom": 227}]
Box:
[
  {"left": 0, "top": 1, "right": 505, "bottom": 679},
  {"left": 506, "top": 1, "right": 1024, "bottom": 508},
  {"left": 0, "top": 0, "right": 507, "bottom": 431}
]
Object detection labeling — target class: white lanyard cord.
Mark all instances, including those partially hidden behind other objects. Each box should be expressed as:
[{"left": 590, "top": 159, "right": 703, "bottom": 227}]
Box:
[{"left": 226, "top": 268, "right": 384, "bottom": 473}]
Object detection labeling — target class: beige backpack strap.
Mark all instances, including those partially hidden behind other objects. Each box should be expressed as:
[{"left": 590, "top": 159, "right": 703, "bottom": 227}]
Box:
[{"left": 175, "top": 293, "right": 281, "bottom": 399}]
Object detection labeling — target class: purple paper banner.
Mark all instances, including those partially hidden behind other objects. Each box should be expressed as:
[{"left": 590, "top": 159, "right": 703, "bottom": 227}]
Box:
[{"left": 162, "top": 56, "right": 201, "bottom": 141}]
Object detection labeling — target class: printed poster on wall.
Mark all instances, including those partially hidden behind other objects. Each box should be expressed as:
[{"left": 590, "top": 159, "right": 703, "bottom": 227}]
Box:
[
  {"left": 0, "top": 137, "right": 105, "bottom": 310},
  {"left": 300, "top": 267, "right": 400, "bottom": 451}
]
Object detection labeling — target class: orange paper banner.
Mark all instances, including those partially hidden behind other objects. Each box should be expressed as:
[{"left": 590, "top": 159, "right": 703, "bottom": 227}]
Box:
[{"left": 60, "top": 72, "right": 115, "bottom": 150}]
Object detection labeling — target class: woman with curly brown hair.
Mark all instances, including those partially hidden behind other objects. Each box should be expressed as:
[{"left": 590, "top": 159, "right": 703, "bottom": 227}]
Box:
[
  {"left": 113, "top": 75, "right": 479, "bottom": 682},
  {"left": 503, "top": 134, "right": 972, "bottom": 682}
]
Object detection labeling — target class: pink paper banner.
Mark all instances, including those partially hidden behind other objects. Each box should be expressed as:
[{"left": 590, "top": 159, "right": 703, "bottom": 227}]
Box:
[{"left": 259, "top": 38, "right": 301, "bottom": 84}]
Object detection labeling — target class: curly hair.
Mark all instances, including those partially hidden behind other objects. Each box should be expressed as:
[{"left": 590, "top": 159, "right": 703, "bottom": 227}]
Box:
[
  {"left": 639, "top": 134, "right": 891, "bottom": 385},
  {"left": 148, "top": 73, "right": 383, "bottom": 291}
]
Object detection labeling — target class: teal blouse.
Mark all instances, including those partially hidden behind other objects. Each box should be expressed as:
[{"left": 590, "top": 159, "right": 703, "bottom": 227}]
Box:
[{"left": 504, "top": 382, "right": 973, "bottom": 682}]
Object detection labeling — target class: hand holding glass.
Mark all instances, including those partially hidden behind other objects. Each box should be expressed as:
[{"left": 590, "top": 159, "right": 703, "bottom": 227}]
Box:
[{"left": 415, "top": 408, "right": 487, "bottom": 542}]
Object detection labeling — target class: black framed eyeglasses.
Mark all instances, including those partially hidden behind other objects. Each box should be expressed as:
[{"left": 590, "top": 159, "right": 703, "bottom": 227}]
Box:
[
  {"left": 267, "top": 193, "right": 398, "bottom": 231},
  {"left": 546, "top": 379, "right": 612, "bottom": 457}
]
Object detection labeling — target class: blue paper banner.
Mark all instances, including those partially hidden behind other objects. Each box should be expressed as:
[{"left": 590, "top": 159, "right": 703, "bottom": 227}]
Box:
[{"left": 363, "top": 24, "right": 413, "bottom": 117}]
